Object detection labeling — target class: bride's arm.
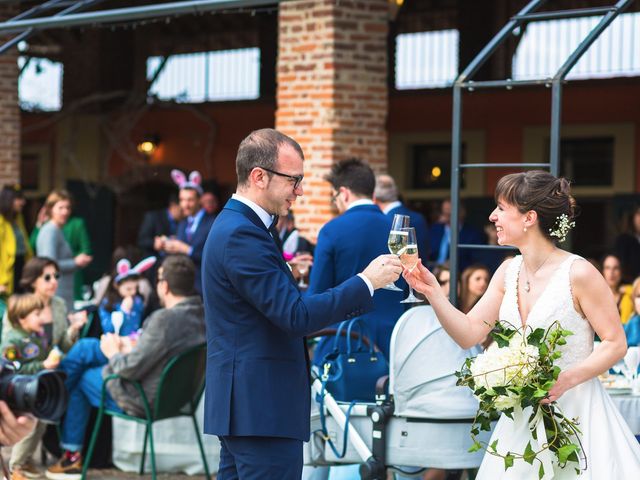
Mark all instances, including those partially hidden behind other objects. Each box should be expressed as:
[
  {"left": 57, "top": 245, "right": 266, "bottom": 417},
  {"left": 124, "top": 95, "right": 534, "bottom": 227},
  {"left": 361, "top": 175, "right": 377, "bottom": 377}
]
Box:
[
  {"left": 404, "top": 259, "right": 509, "bottom": 349},
  {"left": 545, "top": 258, "right": 627, "bottom": 402}
]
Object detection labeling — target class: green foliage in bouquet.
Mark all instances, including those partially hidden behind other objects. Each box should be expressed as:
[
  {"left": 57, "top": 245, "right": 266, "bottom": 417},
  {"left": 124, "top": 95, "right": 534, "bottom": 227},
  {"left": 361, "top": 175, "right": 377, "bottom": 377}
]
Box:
[{"left": 456, "top": 321, "right": 585, "bottom": 478}]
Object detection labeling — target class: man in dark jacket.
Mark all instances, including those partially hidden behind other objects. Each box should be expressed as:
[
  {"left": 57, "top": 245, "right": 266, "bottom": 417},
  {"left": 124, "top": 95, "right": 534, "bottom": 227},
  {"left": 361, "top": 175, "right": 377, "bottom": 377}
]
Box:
[
  {"left": 46, "top": 255, "right": 205, "bottom": 479},
  {"left": 137, "top": 194, "right": 182, "bottom": 258}
]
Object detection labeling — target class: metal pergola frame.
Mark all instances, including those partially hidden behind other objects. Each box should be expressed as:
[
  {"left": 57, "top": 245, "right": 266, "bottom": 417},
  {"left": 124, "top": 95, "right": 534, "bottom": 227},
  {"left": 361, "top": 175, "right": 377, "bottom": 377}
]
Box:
[
  {"left": 448, "top": 0, "right": 634, "bottom": 305},
  {"left": 0, "top": 0, "right": 279, "bottom": 51}
]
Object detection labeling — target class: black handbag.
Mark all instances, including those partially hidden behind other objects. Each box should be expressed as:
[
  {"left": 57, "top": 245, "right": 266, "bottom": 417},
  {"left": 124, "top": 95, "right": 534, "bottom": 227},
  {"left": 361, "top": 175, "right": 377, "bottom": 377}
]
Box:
[{"left": 320, "top": 318, "right": 388, "bottom": 403}]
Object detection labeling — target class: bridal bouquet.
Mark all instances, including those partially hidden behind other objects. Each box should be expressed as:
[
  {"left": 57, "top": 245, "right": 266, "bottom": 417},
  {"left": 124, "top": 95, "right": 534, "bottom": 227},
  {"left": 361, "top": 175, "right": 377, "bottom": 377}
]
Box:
[{"left": 456, "top": 321, "right": 585, "bottom": 478}]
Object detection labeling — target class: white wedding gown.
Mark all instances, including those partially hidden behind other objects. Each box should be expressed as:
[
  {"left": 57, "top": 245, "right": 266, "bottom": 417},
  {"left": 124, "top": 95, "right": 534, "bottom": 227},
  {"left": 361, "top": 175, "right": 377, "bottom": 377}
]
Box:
[{"left": 476, "top": 254, "right": 640, "bottom": 479}]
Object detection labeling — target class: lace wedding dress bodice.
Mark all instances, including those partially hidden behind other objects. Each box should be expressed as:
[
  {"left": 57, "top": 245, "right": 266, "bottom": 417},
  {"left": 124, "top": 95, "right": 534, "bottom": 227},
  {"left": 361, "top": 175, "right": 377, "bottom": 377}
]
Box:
[{"left": 500, "top": 254, "right": 593, "bottom": 369}]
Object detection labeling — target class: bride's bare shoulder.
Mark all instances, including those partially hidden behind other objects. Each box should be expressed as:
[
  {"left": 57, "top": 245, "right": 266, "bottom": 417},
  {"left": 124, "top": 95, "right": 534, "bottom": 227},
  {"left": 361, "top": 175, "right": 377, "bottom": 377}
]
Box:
[
  {"left": 489, "top": 256, "right": 516, "bottom": 292},
  {"left": 569, "top": 257, "right": 607, "bottom": 292},
  {"left": 497, "top": 255, "right": 517, "bottom": 273}
]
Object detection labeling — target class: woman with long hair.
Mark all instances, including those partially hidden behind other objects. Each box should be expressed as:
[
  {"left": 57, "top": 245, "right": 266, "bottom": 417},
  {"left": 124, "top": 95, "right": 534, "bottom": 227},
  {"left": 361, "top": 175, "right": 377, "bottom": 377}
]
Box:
[
  {"left": 601, "top": 253, "right": 634, "bottom": 324},
  {"left": 0, "top": 185, "right": 33, "bottom": 296},
  {"left": 614, "top": 205, "right": 640, "bottom": 283},
  {"left": 459, "top": 264, "right": 490, "bottom": 314},
  {"left": 35, "top": 190, "right": 92, "bottom": 310}
]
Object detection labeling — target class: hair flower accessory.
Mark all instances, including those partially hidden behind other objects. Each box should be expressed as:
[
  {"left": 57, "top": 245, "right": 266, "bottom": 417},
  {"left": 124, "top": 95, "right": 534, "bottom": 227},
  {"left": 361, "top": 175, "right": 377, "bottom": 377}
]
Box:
[{"left": 549, "top": 214, "right": 575, "bottom": 243}]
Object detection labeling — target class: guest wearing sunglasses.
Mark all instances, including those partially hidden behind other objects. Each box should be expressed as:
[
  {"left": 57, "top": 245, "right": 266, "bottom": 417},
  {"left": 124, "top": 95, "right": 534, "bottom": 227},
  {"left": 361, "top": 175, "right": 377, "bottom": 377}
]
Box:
[{"left": 2, "top": 257, "right": 87, "bottom": 353}]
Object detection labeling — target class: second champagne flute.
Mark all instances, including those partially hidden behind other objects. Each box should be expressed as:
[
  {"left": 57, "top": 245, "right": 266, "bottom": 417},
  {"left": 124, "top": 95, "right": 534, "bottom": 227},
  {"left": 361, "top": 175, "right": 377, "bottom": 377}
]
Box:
[
  {"left": 399, "top": 227, "right": 423, "bottom": 303},
  {"left": 384, "top": 214, "right": 410, "bottom": 291},
  {"left": 296, "top": 251, "right": 311, "bottom": 288}
]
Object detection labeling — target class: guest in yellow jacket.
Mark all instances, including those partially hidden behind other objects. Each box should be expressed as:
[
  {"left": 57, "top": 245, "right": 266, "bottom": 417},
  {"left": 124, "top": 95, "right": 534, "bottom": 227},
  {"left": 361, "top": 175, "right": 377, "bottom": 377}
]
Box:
[
  {"left": 602, "top": 253, "right": 634, "bottom": 324},
  {"left": 0, "top": 186, "right": 33, "bottom": 297}
]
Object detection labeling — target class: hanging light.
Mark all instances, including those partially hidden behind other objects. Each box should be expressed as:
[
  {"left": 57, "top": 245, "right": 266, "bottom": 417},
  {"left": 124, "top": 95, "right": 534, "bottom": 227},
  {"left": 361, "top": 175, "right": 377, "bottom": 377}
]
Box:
[
  {"left": 388, "top": 0, "right": 404, "bottom": 20},
  {"left": 137, "top": 135, "right": 160, "bottom": 157}
]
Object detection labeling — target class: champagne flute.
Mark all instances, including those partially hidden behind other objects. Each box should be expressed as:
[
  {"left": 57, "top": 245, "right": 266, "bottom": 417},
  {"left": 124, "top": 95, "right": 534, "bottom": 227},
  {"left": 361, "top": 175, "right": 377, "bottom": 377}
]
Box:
[
  {"left": 296, "top": 251, "right": 311, "bottom": 288},
  {"left": 384, "top": 214, "right": 410, "bottom": 291},
  {"left": 399, "top": 227, "right": 423, "bottom": 304}
]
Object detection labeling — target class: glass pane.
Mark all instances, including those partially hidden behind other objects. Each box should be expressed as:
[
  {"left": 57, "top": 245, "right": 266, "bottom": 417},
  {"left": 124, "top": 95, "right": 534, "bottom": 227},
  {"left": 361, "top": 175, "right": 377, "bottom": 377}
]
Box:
[
  {"left": 552, "top": 137, "right": 614, "bottom": 187},
  {"left": 410, "top": 143, "right": 466, "bottom": 189},
  {"left": 395, "top": 30, "right": 459, "bottom": 89},
  {"left": 19, "top": 57, "right": 63, "bottom": 111},
  {"left": 513, "top": 12, "right": 640, "bottom": 80},
  {"left": 148, "top": 48, "right": 260, "bottom": 103}
]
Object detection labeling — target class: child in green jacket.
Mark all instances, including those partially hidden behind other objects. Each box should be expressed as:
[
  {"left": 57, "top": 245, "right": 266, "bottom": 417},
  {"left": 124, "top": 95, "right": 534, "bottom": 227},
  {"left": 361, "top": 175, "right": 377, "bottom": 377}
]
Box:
[{"left": 2, "top": 293, "right": 61, "bottom": 479}]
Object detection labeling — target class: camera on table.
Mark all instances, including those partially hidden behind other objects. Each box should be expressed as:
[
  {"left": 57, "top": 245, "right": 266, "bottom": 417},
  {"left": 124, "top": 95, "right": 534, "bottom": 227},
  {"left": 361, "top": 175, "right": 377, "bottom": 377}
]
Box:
[{"left": 0, "top": 359, "right": 68, "bottom": 422}]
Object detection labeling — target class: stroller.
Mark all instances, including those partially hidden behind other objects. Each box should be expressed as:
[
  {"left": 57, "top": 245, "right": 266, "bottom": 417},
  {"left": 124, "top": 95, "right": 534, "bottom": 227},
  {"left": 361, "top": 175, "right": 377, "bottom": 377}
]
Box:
[{"left": 305, "top": 306, "right": 494, "bottom": 479}]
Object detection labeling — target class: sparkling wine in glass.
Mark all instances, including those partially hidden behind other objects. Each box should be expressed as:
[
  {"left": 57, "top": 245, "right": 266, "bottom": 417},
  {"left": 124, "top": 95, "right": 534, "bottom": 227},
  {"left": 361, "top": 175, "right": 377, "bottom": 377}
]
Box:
[
  {"left": 399, "top": 227, "right": 423, "bottom": 304},
  {"left": 384, "top": 214, "right": 410, "bottom": 291},
  {"left": 296, "top": 252, "right": 311, "bottom": 288}
]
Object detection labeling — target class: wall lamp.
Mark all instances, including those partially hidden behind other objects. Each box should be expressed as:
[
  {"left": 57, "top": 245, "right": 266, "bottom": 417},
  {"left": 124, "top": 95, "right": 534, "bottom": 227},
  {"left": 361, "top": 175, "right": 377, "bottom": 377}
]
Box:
[{"left": 137, "top": 135, "right": 161, "bottom": 156}]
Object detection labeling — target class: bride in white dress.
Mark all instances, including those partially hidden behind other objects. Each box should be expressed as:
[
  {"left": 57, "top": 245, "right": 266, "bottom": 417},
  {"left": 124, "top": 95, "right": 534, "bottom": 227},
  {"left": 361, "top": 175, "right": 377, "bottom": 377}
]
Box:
[{"left": 404, "top": 170, "right": 640, "bottom": 478}]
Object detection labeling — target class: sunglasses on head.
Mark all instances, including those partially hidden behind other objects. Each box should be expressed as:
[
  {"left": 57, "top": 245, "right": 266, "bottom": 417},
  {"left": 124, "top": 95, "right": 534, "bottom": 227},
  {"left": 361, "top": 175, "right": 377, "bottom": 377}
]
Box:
[{"left": 43, "top": 273, "right": 60, "bottom": 282}]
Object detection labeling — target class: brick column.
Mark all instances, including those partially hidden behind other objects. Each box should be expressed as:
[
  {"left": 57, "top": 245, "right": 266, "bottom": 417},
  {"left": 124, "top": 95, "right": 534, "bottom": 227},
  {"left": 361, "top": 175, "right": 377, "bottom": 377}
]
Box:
[
  {"left": 276, "top": 0, "right": 389, "bottom": 240},
  {"left": 0, "top": 6, "right": 19, "bottom": 186}
]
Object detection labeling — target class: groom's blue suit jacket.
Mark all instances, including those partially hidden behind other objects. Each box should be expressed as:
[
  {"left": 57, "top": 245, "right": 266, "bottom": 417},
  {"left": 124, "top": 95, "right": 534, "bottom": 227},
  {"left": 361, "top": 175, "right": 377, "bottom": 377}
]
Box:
[{"left": 201, "top": 199, "right": 374, "bottom": 441}]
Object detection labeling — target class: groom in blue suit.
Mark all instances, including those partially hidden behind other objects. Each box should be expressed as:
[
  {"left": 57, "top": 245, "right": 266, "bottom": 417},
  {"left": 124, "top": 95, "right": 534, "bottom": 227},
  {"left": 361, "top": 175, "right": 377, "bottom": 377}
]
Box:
[{"left": 201, "top": 129, "right": 402, "bottom": 480}]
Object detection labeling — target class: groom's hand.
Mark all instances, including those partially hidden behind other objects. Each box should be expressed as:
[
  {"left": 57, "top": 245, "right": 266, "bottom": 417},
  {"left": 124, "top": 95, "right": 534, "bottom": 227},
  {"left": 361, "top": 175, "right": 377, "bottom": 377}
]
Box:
[{"left": 362, "top": 254, "right": 403, "bottom": 290}]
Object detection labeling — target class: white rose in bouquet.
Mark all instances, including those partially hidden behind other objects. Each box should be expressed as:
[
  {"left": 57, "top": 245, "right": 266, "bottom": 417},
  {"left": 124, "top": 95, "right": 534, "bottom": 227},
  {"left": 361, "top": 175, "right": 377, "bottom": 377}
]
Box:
[{"left": 470, "top": 332, "right": 539, "bottom": 398}]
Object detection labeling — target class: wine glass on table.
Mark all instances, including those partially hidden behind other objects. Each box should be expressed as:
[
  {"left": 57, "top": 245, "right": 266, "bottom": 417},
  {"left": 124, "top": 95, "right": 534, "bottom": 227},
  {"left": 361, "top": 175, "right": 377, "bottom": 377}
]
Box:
[
  {"left": 384, "top": 214, "right": 410, "bottom": 291},
  {"left": 399, "top": 227, "right": 423, "bottom": 304}
]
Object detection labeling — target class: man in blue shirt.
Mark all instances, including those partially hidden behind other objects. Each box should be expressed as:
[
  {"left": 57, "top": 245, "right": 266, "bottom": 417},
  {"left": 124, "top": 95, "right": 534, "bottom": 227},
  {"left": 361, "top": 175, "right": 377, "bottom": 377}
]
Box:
[{"left": 161, "top": 179, "right": 215, "bottom": 293}]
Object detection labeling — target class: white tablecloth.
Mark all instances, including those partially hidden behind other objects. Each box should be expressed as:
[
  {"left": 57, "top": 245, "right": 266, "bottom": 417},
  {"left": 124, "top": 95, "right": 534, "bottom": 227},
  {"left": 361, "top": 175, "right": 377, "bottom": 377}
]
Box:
[
  {"left": 610, "top": 392, "right": 640, "bottom": 436},
  {"left": 111, "top": 397, "right": 220, "bottom": 475},
  {"left": 109, "top": 390, "right": 638, "bottom": 475}
]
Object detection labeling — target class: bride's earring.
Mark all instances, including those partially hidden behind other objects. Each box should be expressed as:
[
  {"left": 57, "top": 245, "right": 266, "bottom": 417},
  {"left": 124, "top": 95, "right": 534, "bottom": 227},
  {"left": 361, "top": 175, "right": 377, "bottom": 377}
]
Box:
[{"left": 523, "top": 226, "right": 527, "bottom": 232}]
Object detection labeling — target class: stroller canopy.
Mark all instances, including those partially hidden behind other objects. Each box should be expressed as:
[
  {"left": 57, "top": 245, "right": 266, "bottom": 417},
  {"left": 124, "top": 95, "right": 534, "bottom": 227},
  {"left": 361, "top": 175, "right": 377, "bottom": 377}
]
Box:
[{"left": 389, "top": 305, "right": 481, "bottom": 419}]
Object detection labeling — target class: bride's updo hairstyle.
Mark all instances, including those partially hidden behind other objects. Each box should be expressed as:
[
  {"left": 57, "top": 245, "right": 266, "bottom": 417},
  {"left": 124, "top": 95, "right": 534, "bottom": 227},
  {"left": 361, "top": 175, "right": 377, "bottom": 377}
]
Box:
[{"left": 494, "top": 170, "right": 577, "bottom": 242}]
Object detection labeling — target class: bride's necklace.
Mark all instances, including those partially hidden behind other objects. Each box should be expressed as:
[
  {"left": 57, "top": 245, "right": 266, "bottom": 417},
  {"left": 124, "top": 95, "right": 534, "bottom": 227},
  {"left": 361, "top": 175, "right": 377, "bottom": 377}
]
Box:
[{"left": 522, "top": 251, "right": 554, "bottom": 293}]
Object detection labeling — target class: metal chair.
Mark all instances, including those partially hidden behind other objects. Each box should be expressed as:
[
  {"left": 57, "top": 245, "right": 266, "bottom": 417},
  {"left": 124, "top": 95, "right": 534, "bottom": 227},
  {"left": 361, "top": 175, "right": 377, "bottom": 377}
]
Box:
[{"left": 81, "top": 343, "right": 210, "bottom": 480}]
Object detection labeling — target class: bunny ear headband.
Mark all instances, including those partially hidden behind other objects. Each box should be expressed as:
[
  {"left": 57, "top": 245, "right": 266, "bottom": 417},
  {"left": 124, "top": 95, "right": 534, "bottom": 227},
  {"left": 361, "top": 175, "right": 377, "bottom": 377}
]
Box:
[
  {"left": 171, "top": 169, "right": 203, "bottom": 195},
  {"left": 115, "top": 256, "right": 157, "bottom": 283}
]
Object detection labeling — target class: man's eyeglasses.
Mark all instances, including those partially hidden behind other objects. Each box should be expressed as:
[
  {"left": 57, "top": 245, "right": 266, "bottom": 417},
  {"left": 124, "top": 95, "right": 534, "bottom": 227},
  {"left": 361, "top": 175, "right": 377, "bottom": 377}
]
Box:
[
  {"left": 330, "top": 190, "right": 341, "bottom": 203},
  {"left": 261, "top": 167, "right": 303, "bottom": 190},
  {"left": 43, "top": 273, "right": 60, "bottom": 282}
]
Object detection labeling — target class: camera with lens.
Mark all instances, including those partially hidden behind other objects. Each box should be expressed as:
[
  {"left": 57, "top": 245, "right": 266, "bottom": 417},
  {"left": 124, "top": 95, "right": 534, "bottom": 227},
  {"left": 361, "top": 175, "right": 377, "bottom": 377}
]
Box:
[{"left": 0, "top": 359, "right": 68, "bottom": 422}]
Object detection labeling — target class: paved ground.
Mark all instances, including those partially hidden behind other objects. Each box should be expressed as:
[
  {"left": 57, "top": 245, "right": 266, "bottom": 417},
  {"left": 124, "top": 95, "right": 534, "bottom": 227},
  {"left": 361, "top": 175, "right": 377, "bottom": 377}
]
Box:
[
  {"left": 1, "top": 447, "right": 214, "bottom": 479},
  {"left": 68, "top": 470, "right": 211, "bottom": 479}
]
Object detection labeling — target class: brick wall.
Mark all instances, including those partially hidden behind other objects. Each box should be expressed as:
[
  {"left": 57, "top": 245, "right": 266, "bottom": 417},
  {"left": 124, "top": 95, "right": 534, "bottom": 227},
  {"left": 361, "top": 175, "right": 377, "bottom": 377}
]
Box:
[
  {"left": 0, "top": 5, "right": 19, "bottom": 186},
  {"left": 276, "top": 0, "right": 389, "bottom": 240}
]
